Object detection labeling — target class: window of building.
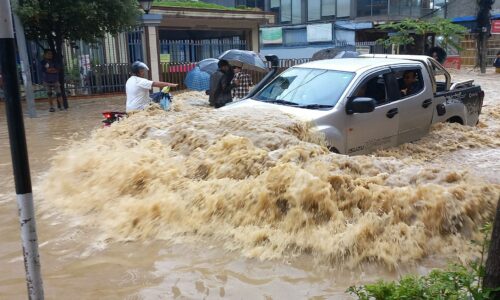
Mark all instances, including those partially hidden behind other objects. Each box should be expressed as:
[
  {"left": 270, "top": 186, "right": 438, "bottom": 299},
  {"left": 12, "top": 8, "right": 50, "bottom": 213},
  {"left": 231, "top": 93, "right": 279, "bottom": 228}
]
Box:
[
  {"left": 292, "top": 0, "right": 302, "bottom": 24},
  {"left": 322, "top": 0, "right": 336, "bottom": 16},
  {"left": 283, "top": 28, "right": 307, "bottom": 46},
  {"left": 281, "top": 0, "right": 292, "bottom": 22},
  {"left": 390, "top": 0, "right": 424, "bottom": 16},
  {"left": 279, "top": 0, "right": 340, "bottom": 24},
  {"left": 308, "top": 0, "right": 321, "bottom": 21},
  {"left": 337, "top": 0, "right": 350, "bottom": 17},
  {"left": 356, "top": 0, "right": 388, "bottom": 17}
]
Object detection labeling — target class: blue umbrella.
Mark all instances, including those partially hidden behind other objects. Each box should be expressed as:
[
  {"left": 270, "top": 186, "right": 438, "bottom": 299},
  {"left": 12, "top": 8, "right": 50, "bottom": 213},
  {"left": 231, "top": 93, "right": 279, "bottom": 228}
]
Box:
[
  {"left": 184, "top": 67, "right": 210, "bottom": 91},
  {"left": 197, "top": 58, "right": 219, "bottom": 74}
]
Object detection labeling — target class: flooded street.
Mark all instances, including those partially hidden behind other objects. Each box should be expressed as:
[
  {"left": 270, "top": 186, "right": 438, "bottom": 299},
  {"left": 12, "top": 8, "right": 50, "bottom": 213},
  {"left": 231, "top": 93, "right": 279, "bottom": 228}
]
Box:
[{"left": 0, "top": 70, "right": 499, "bottom": 299}]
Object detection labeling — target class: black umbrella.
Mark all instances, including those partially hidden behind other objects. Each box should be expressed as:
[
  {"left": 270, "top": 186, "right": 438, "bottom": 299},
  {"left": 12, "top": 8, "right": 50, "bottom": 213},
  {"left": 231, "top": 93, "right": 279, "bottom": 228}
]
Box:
[
  {"left": 428, "top": 46, "right": 447, "bottom": 64},
  {"left": 311, "top": 45, "right": 356, "bottom": 61},
  {"left": 334, "top": 51, "right": 360, "bottom": 58},
  {"left": 218, "top": 49, "right": 268, "bottom": 72}
]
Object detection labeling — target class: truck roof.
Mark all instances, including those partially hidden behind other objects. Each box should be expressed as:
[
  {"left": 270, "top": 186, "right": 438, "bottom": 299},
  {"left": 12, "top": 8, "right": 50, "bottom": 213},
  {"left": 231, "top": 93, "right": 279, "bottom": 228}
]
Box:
[{"left": 295, "top": 58, "right": 420, "bottom": 73}]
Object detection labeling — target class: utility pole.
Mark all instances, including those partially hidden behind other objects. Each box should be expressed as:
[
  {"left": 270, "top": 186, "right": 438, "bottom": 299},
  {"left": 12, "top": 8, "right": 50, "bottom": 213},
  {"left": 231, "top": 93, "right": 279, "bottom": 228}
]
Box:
[
  {"left": 0, "top": 0, "right": 44, "bottom": 299},
  {"left": 12, "top": 0, "right": 37, "bottom": 118}
]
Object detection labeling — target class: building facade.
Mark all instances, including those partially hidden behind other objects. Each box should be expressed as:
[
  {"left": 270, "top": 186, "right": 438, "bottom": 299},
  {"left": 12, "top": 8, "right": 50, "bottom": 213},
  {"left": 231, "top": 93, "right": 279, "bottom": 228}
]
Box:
[
  {"left": 203, "top": 0, "right": 446, "bottom": 58},
  {"left": 25, "top": 4, "right": 275, "bottom": 97},
  {"left": 203, "top": 0, "right": 500, "bottom": 62}
]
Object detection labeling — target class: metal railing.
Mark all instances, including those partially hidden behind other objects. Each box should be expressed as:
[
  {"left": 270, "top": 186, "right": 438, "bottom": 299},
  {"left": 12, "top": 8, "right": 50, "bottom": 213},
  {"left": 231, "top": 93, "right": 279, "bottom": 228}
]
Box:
[
  {"left": 159, "top": 59, "right": 312, "bottom": 92},
  {"left": 159, "top": 39, "right": 248, "bottom": 63}
]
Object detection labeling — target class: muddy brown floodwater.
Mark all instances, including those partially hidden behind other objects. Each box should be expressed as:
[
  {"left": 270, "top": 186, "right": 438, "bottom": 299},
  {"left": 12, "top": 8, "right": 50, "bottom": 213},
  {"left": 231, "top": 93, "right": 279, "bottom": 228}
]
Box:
[{"left": 0, "top": 69, "right": 499, "bottom": 299}]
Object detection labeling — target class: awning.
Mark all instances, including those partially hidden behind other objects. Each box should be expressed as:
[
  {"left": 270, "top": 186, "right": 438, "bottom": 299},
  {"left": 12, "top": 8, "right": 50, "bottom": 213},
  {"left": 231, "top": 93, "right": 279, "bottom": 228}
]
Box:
[
  {"left": 335, "top": 21, "right": 373, "bottom": 31},
  {"left": 452, "top": 13, "right": 500, "bottom": 22}
]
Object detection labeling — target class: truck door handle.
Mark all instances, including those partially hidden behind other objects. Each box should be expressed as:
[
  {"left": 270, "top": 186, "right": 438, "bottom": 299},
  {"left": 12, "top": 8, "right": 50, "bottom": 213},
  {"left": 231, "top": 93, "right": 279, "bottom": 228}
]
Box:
[
  {"left": 386, "top": 108, "right": 398, "bottom": 118},
  {"left": 422, "top": 99, "right": 432, "bottom": 108}
]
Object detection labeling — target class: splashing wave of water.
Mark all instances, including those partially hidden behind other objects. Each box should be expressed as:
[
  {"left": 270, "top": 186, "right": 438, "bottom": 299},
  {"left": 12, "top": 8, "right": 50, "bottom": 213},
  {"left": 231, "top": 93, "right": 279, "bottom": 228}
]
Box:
[{"left": 41, "top": 91, "right": 500, "bottom": 269}]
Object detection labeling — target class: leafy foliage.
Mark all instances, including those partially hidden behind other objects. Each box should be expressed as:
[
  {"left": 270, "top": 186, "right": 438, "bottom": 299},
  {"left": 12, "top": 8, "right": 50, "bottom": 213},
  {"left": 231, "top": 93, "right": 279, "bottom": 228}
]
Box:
[
  {"left": 16, "top": 0, "right": 140, "bottom": 106},
  {"left": 348, "top": 223, "right": 499, "bottom": 300},
  {"left": 16, "top": 0, "right": 139, "bottom": 45},
  {"left": 153, "top": 0, "right": 260, "bottom": 11},
  {"left": 433, "top": 18, "right": 468, "bottom": 51},
  {"left": 377, "top": 18, "right": 467, "bottom": 53}
]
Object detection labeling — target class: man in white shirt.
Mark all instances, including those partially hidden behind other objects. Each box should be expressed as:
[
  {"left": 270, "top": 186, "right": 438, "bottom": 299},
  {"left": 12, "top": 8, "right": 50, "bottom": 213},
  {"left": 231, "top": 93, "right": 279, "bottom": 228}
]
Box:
[{"left": 126, "top": 61, "right": 177, "bottom": 112}]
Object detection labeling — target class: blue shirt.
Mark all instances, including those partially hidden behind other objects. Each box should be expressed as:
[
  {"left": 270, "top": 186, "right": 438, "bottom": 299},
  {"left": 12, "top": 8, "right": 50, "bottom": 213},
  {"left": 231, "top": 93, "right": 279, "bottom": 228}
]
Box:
[{"left": 41, "top": 59, "right": 59, "bottom": 83}]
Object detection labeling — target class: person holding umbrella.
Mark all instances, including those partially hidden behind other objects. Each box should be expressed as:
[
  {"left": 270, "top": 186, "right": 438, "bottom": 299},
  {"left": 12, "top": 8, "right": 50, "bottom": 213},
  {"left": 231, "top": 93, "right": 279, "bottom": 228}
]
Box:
[
  {"left": 428, "top": 46, "right": 447, "bottom": 64},
  {"left": 208, "top": 59, "right": 234, "bottom": 108},
  {"left": 230, "top": 62, "right": 253, "bottom": 101}
]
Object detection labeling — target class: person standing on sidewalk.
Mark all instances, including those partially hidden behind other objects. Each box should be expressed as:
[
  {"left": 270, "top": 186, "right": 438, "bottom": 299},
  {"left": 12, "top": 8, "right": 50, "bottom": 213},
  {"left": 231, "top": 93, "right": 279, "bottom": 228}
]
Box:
[
  {"left": 41, "top": 50, "right": 63, "bottom": 112},
  {"left": 494, "top": 51, "right": 500, "bottom": 74}
]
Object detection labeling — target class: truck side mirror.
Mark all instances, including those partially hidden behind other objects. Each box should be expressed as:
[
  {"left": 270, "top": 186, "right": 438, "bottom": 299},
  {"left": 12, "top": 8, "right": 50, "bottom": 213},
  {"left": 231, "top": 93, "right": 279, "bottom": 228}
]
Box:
[{"left": 347, "top": 97, "right": 376, "bottom": 114}]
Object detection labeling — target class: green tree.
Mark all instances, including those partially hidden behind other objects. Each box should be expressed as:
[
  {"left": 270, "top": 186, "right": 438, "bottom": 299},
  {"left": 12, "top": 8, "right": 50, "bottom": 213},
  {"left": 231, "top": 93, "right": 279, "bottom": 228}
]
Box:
[
  {"left": 433, "top": 18, "right": 468, "bottom": 51},
  {"left": 16, "top": 0, "right": 140, "bottom": 108},
  {"left": 377, "top": 18, "right": 467, "bottom": 55}
]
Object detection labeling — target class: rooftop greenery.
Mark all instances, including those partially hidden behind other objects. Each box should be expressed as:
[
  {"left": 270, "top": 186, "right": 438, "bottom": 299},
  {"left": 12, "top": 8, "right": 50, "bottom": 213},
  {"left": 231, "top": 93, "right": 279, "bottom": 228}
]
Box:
[{"left": 153, "top": 0, "right": 261, "bottom": 11}]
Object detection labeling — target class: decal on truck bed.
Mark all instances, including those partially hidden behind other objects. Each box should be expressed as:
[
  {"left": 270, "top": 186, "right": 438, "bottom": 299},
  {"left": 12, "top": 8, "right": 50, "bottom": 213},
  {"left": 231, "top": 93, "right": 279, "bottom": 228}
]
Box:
[{"left": 444, "top": 86, "right": 482, "bottom": 116}]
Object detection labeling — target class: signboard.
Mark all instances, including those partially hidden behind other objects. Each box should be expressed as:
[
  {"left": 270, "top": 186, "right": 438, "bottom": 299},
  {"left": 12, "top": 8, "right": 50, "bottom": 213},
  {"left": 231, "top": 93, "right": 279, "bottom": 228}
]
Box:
[
  {"left": 160, "top": 53, "right": 170, "bottom": 63},
  {"left": 261, "top": 27, "right": 283, "bottom": 44},
  {"left": 492, "top": 20, "right": 500, "bottom": 34},
  {"left": 307, "top": 23, "right": 333, "bottom": 42}
]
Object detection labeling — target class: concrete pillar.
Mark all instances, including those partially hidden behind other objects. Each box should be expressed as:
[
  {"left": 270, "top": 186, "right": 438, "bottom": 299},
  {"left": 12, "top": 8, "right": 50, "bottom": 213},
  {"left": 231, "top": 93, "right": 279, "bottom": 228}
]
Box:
[
  {"left": 252, "top": 26, "right": 260, "bottom": 52},
  {"left": 140, "top": 13, "right": 162, "bottom": 91},
  {"left": 147, "top": 26, "right": 160, "bottom": 89}
]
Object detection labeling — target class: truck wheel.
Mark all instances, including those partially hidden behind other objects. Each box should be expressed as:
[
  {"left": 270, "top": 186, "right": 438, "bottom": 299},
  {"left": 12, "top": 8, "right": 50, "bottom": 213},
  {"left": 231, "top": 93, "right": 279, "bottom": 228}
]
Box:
[{"left": 446, "top": 116, "right": 463, "bottom": 125}]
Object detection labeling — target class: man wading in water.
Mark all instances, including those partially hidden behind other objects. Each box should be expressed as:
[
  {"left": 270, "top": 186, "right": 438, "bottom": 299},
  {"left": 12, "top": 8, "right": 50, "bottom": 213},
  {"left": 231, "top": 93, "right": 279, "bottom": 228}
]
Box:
[
  {"left": 126, "top": 61, "right": 177, "bottom": 113},
  {"left": 208, "top": 59, "right": 234, "bottom": 108}
]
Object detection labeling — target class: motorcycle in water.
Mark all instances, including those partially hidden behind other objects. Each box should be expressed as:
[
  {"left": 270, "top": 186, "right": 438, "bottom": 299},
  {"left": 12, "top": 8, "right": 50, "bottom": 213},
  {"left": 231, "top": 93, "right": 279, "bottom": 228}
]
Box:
[{"left": 101, "top": 87, "right": 173, "bottom": 127}]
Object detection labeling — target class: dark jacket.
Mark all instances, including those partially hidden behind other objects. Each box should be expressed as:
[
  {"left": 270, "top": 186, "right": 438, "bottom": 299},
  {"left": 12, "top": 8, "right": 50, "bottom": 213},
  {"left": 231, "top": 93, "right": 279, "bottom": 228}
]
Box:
[
  {"left": 209, "top": 69, "right": 233, "bottom": 108},
  {"left": 494, "top": 57, "right": 500, "bottom": 68}
]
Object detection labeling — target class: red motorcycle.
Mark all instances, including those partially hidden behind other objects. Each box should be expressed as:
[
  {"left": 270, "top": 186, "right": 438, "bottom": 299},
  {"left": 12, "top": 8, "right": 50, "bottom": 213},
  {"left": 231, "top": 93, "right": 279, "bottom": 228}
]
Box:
[
  {"left": 101, "top": 111, "right": 127, "bottom": 127},
  {"left": 101, "top": 88, "right": 172, "bottom": 127}
]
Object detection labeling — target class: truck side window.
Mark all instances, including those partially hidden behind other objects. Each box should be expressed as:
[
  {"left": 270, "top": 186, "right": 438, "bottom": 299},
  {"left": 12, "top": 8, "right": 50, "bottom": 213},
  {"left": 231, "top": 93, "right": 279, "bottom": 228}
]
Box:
[
  {"left": 354, "top": 74, "right": 388, "bottom": 105},
  {"left": 396, "top": 69, "right": 424, "bottom": 98}
]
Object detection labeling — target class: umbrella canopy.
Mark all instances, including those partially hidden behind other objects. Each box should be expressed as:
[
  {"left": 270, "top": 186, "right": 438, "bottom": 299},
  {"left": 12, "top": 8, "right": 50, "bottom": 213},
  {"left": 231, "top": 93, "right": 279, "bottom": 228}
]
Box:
[
  {"left": 197, "top": 58, "right": 219, "bottom": 74},
  {"left": 184, "top": 67, "right": 210, "bottom": 91},
  {"left": 218, "top": 49, "right": 268, "bottom": 72},
  {"left": 311, "top": 46, "right": 356, "bottom": 61},
  {"left": 334, "top": 51, "right": 360, "bottom": 59},
  {"left": 428, "top": 46, "right": 447, "bottom": 64}
]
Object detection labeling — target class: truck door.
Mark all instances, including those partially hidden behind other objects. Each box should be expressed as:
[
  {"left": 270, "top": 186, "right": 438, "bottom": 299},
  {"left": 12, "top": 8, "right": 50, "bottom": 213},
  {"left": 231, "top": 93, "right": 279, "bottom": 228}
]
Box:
[
  {"left": 390, "top": 66, "right": 435, "bottom": 144},
  {"left": 346, "top": 70, "right": 400, "bottom": 155}
]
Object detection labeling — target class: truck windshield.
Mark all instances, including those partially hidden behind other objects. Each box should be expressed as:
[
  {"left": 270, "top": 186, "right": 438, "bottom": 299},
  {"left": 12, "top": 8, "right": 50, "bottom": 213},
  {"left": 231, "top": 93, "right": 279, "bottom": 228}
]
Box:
[{"left": 254, "top": 68, "right": 355, "bottom": 109}]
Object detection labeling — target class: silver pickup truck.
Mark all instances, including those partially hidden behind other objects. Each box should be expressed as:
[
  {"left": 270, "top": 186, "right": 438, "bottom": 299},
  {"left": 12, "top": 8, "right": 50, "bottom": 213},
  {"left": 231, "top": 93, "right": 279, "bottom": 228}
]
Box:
[{"left": 225, "top": 55, "right": 484, "bottom": 155}]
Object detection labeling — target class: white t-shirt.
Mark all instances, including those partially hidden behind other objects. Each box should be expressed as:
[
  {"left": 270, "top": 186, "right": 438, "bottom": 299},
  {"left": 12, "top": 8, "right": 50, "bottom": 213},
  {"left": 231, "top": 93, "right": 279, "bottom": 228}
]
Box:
[{"left": 126, "top": 76, "right": 153, "bottom": 112}]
